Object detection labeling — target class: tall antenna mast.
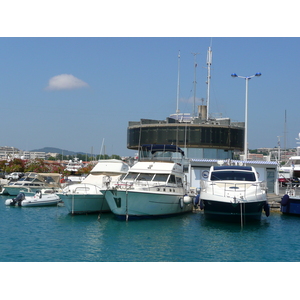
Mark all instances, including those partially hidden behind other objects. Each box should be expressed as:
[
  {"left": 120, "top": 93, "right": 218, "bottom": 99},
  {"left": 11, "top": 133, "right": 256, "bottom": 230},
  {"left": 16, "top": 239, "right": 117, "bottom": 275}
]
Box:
[
  {"left": 206, "top": 46, "right": 212, "bottom": 120},
  {"left": 192, "top": 52, "right": 200, "bottom": 118},
  {"left": 284, "top": 110, "right": 287, "bottom": 156},
  {"left": 277, "top": 136, "right": 281, "bottom": 162},
  {"left": 176, "top": 50, "right": 180, "bottom": 114}
]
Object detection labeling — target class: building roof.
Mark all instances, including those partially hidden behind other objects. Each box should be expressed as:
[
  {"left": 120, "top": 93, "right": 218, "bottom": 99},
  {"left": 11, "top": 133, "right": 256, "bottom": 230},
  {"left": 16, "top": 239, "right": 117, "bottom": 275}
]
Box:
[{"left": 190, "top": 158, "right": 278, "bottom": 166}]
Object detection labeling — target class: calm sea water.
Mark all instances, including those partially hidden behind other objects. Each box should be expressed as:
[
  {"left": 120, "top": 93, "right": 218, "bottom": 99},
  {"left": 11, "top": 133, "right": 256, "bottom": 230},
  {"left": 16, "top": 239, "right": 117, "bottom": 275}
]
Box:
[{"left": 1, "top": 194, "right": 300, "bottom": 262}]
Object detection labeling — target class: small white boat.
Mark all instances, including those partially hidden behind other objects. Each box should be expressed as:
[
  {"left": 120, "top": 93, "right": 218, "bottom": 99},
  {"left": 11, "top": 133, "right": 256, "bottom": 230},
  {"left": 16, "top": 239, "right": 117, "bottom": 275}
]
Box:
[
  {"left": 5, "top": 191, "right": 61, "bottom": 207},
  {"left": 103, "top": 144, "right": 194, "bottom": 220},
  {"left": 199, "top": 165, "right": 269, "bottom": 223}
]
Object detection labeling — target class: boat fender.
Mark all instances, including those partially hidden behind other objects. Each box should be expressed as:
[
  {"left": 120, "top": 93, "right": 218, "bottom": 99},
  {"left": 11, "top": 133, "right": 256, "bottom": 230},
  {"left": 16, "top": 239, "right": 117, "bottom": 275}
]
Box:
[
  {"left": 281, "top": 194, "right": 290, "bottom": 206},
  {"left": 183, "top": 195, "right": 192, "bottom": 204},
  {"left": 263, "top": 202, "right": 270, "bottom": 217},
  {"left": 199, "top": 199, "right": 204, "bottom": 210},
  {"left": 179, "top": 198, "right": 184, "bottom": 209},
  {"left": 194, "top": 194, "right": 200, "bottom": 205},
  {"left": 6, "top": 198, "right": 15, "bottom": 206}
]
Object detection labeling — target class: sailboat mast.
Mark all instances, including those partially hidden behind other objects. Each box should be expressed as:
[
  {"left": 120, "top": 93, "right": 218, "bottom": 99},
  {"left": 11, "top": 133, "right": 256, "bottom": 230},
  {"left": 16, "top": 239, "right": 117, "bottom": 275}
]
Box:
[
  {"left": 176, "top": 50, "right": 180, "bottom": 114},
  {"left": 206, "top": 46, "right": 212, "bottom": 120},
  {"left": 284, "top": 110, "right": 287, "bottom": 157}
]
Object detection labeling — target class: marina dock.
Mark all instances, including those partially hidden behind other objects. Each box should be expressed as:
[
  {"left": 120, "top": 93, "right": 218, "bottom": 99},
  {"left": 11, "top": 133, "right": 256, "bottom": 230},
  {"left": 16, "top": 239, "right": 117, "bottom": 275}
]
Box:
[{"left": 267, "top": 193, "right": 281, "bottom": 211}]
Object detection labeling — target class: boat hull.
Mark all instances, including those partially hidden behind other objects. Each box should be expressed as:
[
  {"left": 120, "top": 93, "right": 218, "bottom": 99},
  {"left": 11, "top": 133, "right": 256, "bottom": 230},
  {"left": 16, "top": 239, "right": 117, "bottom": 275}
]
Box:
[
  {"left": 5, "top": 194, "right": 61, "bottom": 207},
  {"left": 280, "top": 195, "right": 300, "bottom": 215},
  {"left": 5, "top": 186, "right": 45, "bottom": 196},
  {"left": 59, "top": 193, "right": 110, "bottom": 214},
  {"left": 21, "top": 198, "right": 60, "bottom": 207},
  {"left": 202, "top": 199, "right": 267, "bottom": 222},
  {"left": 104, "top": 189, "right": 193, "bottom": 220}
]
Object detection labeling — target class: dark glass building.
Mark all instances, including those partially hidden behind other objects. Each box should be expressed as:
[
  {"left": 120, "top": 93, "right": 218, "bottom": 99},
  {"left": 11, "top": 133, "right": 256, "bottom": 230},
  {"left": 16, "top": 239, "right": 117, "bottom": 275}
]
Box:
[{"left": 127, "top": 106, "right": 244, "bottom": 160}]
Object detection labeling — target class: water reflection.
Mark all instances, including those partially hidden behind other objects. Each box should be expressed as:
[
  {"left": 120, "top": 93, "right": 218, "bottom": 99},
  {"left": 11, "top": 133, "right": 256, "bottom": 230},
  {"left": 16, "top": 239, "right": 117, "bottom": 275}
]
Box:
[
  {"left": 198, "top": 213, "right": 271, "bottom": 233},
  {"left": 2, "top": 193, "right": 300, "bottom": 262}
]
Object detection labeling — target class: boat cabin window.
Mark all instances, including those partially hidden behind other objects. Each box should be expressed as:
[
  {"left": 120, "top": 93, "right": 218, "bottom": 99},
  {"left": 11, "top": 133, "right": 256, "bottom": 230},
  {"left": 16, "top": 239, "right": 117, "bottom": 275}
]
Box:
[
  {"left": 119, "top": 174, "right": 126, "bottom": 180},
  {"left": 43, "top": 176, "right": 56, "bottom": 183},
  {"left": 33, "top": 178, "right": 43, "bottom": 183},
  {"left": 136, "top": 173, "right": 154, "bottom": 181},
  {"left": 152, "top": 174, "right": 169, "bottom": 182},
  {"left": 168, "top": 175, "right": 176, "bottom": 184},
  {"left": 123, "top": 173, "right": 139, "bottom": 181},
  {"left": 176, "top": 177, "right": 183, "bottom": 187},
  {"left": 75, "top": 187, "right": 90, "bottom": 192},
  {"left": 211, "top": 171, "right": 256, "bottom": 182}
]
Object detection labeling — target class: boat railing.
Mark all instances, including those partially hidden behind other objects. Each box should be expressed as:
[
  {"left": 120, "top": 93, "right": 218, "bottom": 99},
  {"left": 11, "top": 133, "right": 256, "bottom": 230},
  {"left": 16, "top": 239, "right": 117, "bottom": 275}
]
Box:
[
  {"left": 116, "top": 181, "right": 134, "bottom": 190},
  {"left": 63, "top": 183, "right": 102, "bottom": 194},
  {"left": 285, "top": 183, "right": 300, "bottom": 197},
  {"left": 116, "top": 180, "right": 155, "bottom": 191},
  {"left": 116, "top": 180, "right": 182, "bottom": 192},
  {"left": 203, "top": 181, "right": 266, "bottom": 200}
]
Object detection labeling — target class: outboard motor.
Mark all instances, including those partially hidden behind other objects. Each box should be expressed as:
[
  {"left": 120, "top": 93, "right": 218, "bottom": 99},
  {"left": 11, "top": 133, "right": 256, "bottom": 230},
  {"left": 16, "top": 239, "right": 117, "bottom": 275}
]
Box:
[{"left": 11, "top": 192, "right": 25, "bottom": 206}]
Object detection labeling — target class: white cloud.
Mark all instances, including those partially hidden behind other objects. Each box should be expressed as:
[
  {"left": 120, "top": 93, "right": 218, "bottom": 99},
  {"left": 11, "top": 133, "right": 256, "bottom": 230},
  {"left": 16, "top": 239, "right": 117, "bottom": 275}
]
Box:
[{"left": 46, "top": 74, "right": 89, "bottom": 90}]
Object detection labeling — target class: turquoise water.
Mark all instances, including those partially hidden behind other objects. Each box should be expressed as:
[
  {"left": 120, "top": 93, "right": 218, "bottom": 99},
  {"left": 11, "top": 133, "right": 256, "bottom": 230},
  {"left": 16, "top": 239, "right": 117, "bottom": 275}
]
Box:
[{"left": 1, "top": 194, "right": 300, "bottom": 262}]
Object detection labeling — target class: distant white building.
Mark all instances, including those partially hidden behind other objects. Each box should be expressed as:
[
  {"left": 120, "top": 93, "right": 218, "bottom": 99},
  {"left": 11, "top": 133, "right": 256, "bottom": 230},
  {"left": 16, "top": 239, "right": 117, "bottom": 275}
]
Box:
[{"left": 0, "top": 146, "right": 46, "bottom": 160}]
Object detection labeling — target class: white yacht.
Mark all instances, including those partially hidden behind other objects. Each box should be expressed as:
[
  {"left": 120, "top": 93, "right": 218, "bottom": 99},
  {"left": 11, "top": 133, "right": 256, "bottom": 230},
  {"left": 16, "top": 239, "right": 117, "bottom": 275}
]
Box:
[
  {"left": 65, "top": 157, "right": 85, "bottom": 172},
  {"left": 58, "top": 159, "right": 129, "bottom": 214},
  {"left": 199, "top": 165, "right": 269, "bottom": 223},
  {"left": 3, "top": 173, "right": 61, "bottom": 196},
  {"left": 103, "top": 144, "right": 194, "bottom": 220},
  {"left": 284, "top": 156, "right": 300, "bottom": 177}
]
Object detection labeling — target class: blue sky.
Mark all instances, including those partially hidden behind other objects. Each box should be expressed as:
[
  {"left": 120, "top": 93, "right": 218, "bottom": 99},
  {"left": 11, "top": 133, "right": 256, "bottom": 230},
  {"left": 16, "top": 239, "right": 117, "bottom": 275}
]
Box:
[
  {"left": 1, "top": 37, "right": 299, "bottom": 157},
  {"left": 0, "top": 3, "right": 299, "bottom": 157}
]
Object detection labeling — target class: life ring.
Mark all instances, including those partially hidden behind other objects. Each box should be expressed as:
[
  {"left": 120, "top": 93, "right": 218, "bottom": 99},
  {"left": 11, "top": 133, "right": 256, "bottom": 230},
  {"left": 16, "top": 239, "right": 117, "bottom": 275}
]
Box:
[
  {"left": 263, "top": 202, "right": 270, "bottom": 217},
  {"left": 179, "top": 198, "right": 184, "bottom": 209},
  {"left": 281, "top": 194, "right": 290, "bottom": 206}
]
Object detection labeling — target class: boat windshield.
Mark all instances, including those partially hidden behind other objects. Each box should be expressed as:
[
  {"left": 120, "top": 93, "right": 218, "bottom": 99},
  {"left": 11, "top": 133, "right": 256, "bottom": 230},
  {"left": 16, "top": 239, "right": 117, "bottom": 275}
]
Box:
[
  {"left": 211, "top": 171, "right": 256, "bottom": 181},
  {"left": 123, "top": 173, "right": 139, "bottom": 181},
  {"left": 18, "top": 177, "right": 28, "bottom": 182},
  {"left": 123, "top": 173, "right": 170, "bottom": 182},
  {"left": 136, "top": 173, "right": 155, "bottom": 181},
  {"left": 153, "top": 174, "right": 169, "bottom": 182}
]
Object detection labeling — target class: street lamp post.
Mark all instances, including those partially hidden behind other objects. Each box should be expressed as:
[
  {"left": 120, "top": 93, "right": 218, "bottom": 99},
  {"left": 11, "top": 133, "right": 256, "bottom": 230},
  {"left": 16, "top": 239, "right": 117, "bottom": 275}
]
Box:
[{"left": 231, "top": 72, "right": 261, "bottom": 161}]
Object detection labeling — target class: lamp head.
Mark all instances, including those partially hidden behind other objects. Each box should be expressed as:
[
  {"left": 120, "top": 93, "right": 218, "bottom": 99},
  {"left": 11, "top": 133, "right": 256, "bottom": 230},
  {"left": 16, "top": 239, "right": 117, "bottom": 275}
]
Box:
[
  {"left": 231, "top": 73, "right": 238, "bottom": 77},
  {"left": 255, "top": 72, "right": 262, "bottom": 77}
]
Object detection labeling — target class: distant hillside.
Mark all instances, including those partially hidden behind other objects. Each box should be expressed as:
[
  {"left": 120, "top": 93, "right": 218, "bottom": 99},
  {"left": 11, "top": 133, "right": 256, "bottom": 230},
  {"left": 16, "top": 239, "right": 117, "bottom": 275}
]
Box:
[{"left": 30, "top": 147, "right": 86, "bottom": 156}]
